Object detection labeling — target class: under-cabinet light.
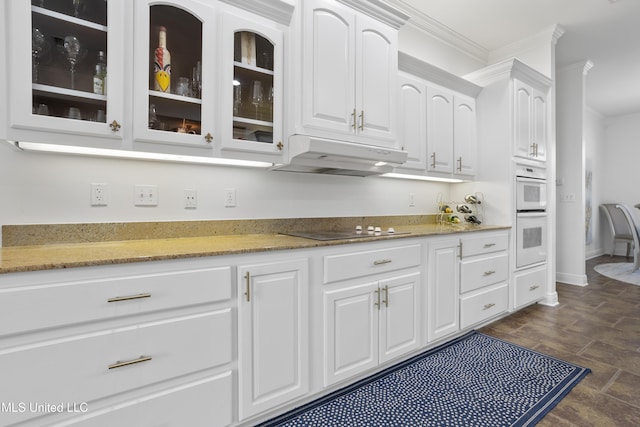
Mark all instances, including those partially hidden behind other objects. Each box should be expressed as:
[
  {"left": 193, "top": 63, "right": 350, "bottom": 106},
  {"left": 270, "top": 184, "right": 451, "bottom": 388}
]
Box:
[
  {"left": 382, "top": 172, "right": 467, "bottom": 183},
  {"left": 9, "top": 140, "right": 273, "bottom": 168}
]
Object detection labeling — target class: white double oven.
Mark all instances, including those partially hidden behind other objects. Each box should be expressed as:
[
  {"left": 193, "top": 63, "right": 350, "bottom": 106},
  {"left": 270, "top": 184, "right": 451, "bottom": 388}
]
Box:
[{"left": 515, "top": 163, "right": 547, "bottom": 269}]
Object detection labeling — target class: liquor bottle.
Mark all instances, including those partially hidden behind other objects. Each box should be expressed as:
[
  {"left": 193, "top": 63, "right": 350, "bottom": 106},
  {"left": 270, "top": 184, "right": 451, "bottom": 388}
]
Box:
[
  {"left": 154, "top": 26, "right": 171, "bottom": 92},
  {"left": 93, "top": 51, "right": 107, "bottom": 95}
]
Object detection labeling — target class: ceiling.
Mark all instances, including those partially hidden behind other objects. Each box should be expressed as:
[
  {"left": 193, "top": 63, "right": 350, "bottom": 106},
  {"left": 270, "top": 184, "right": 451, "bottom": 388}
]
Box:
[{"left": 392, "top": 0, "right": 640, "bottom": 118}]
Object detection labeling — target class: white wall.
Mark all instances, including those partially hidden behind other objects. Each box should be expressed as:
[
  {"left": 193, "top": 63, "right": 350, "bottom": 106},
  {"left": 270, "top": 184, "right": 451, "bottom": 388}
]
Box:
[
  {"left": 584, "top": 108, "right": 605, "bottom": 259},
  {"left": 600, "top": 112, "right": 640, "bottom": 253},
  {"left": 0, "top": 142, "right": 448, "bottom": 235},
  {"left": 555, "top": 62, "right": 589, "bottom": 285}
]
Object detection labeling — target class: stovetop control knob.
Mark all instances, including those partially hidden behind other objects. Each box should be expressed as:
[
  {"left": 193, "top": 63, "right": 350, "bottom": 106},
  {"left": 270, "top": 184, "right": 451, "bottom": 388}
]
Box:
[
  {"left": 387, "top": 227, "right": 395, "bottom": 234},
  {"left": 355, "top": 225, "right": 363, "bottom": 234}
]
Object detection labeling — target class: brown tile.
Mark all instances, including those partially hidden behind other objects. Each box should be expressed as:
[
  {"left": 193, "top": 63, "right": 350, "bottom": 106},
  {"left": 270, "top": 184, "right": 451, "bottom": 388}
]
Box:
[
  {"left": 605, "top": 370, "right": 640, "bottom": 407},
  {"left": 580, "top": 340, "right": 640, "bottom": 375}
]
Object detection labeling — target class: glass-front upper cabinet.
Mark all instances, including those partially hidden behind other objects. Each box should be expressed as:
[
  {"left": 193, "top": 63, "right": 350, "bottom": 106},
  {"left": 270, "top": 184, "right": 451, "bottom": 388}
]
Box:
[
  {"left": 219, "top": 10, "right": 283, "bottom": 160},
  {"left": 7, "top": 0, "right": 125, "bottom": 146},
  {"left": 133, "top": 0, "right": 215, "bottom": 153}
]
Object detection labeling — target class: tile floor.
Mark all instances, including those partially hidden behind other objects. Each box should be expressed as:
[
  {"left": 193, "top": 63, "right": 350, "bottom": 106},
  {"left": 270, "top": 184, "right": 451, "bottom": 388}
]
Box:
[{"left": 480, "top": 255, "right": 640, "bottom": 426}]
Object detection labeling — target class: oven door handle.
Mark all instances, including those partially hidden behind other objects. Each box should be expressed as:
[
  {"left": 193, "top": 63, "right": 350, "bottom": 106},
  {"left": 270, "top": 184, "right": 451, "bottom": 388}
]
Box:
[{"left": 516, "top": 212, "right": 547, "bottom": 218}]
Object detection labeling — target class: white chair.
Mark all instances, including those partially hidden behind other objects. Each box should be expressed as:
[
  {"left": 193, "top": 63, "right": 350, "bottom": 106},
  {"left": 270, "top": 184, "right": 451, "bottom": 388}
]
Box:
[
  {"left": 615, "top": 204, "right": 640, "bottom": 272},
  {"left": 600, "top": 204, "right": 633, "bottom": 257}
]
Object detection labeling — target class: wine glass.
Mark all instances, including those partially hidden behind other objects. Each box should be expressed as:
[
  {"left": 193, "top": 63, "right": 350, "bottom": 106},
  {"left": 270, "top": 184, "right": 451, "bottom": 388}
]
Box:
[
  {"left": 32, "top": 28, "right": 48, "bottom": 83},
  {"left": 60, "top": 35, "right": 84, "bottom": 89},
  {"left": 72, "top": 0, "right": 84, "bottom": 18},
  {"left": 251, "top": 80, "right": 263, "bottom": 120}
]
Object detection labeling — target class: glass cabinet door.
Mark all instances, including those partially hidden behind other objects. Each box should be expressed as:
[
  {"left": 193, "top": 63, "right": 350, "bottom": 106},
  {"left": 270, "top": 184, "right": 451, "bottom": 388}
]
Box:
[
  {"left": 8, "top": 0, "right": 125, "bottom": 144},
  {"left": 133, "top": 0, "right": 215, "bottom": 151},
  {"left": 220, "top": 11, "right": 283, "bottom": 158}
]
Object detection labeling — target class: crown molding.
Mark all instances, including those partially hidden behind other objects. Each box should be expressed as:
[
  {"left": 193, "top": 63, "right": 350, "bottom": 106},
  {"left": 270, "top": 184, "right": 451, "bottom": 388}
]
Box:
[
  {"left": 218, "top": 0, "right": 295, "bottom": 25},
  {"left": 488, "top": 25, "right": 565, "bottom": 64},
  {"left": 398, "top": 52, "right": 482, "bottom": 97},
  {"left": 336, "top": 0, "right": 410, "bottom": 29},
  {"left": 464, "top": 58, "right": 552, "bottom": 90},
  {"left": 383, "top": 0, "right": 489, "bottom": 64}
]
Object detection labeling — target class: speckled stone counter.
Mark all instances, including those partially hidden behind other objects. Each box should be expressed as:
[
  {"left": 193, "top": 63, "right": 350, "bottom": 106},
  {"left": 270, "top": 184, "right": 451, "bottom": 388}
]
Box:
[{"left": 0, "top": 217, "right": 509, "bottom": 274}]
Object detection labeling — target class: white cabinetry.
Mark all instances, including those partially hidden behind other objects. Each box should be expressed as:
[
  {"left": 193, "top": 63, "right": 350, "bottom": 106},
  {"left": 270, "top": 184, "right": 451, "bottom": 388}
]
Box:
[
  {"left": 237, "top": 258, "right": 309, "bottom": 420},
  {"left": 294, "top": 0, "right": 406, "bottom": 148},
  {"left": 322, "top": 243, "right": 421, "bottom": 386},
  {"left": 427, "top": 237, "right": 459, "bottom": 341},
  {"left": 427, "top": 231, "right": 510, "bottom": 342},
  {"left": 6, "top": 0, "right": 125, "bottom": 148},
  {"left": 514, "top": 79, "right": 547, "bottom": 161},
  {"left": 0, "top": 259, "right": 234, "bottom": 427},
  {"left": 397, "top": 53, "right": 481, "bottom": 179},
  {"left": 459, "top": 232, "right": 509, "bottom": 329},
  {"left": 397, "top": 72, "right": 427, "bottom": 170},
  {"left": 219, "top": 7, "right": 285, "bottom": 161},
  {"left": 513, "top": 263, "right": 547, "bottom": 309}
]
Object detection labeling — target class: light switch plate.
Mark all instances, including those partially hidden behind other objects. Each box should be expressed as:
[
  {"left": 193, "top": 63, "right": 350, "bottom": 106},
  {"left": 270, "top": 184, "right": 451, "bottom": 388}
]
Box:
[{"left": 135, "top": 184, "right": 158, "bottom": 206}]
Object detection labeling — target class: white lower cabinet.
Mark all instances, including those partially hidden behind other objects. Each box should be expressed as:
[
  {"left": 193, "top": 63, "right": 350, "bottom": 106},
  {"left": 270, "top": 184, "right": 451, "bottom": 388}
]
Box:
[
  {"left": 322, "top": 243, "right": 421, "bottom": 387},
  {"left": 0, "top": 258, "right": 233, "bottom": 427},
  {"left": 513, "top": 264, "right": 547, "bottom": 309},
  {"left": 323, "top": 271, "right": 421, "bottom": 387},
  {"left": 427, "top": 237, "right": 460, "bottom": 341},
  {"left": 237, "top": 258, "right": 309, "bottom": 420}
]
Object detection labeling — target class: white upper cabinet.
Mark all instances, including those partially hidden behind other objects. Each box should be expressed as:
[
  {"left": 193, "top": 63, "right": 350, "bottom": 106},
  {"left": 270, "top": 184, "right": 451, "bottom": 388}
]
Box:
[
  {"left": 218, "top": 8, "right": 285, "bottom": 161},
  {"left": 396, "top": 53, "right": 481, "bottom": 179},
  {"left": 427, "top": 86, "right": 454, "bottom": 174},
  {"left": 453, "top": 95, "right": 477, "bottom": 177},
  {"left": 295, "top": 0, "right": 405, "bottom": 148},
  {"left": 132, "top": 0, "right": 215, "bottom": 154},
  {"left": 397, "top": 73, "right": 427, "bottom": 170},
  {"left": 6, "top": 0, "right": 125, "bottom": 147},
  {"left": 514, "top": 79, "right": 547, "bottom": 161}
]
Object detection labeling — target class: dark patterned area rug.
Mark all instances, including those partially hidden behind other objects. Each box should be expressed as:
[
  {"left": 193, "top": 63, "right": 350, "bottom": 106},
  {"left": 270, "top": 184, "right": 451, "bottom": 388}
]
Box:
[{"left": 259, "top": 331, "right": 590, "bottom": 427}]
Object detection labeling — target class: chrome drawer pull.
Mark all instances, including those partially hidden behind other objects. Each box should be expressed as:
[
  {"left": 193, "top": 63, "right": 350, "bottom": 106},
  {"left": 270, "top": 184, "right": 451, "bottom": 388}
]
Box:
[
  {"left": 107, "top": 293, "right": 151, "bottom": 303},
  {"left": 529, "top": 285, "right": 540, "bottom": 291},
  {"left": 483, "top": 243, "right": 496, "bottom": 248},
  {"left": 483, "top": 303, "right": 496, "bottom": 310},
  {"left": 373, "top": 259, "right": 392, "bottom": 266},
  {"left": 483, "top": 270, "right": 496, "bottom": 276},
  {"left": 244, "top": 272, "right": 251, "bottom": 302},
  {"left": 382, "top": 285, "right": 389, "bottom": 308},
  {"left": 108, "top": 355, "right": 152, "bottom": 370},
  {"left": 374, "top": 288, "right": 381, "bottom": 309}
]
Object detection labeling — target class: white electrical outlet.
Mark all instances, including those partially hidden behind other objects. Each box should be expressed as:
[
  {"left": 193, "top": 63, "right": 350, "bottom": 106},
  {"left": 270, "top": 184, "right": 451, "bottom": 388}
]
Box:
[
  {"left": 224, "top": 188, "right": 236, "bottom": 207},
  {"left": 184, "top": 189, "right": 197, "bottom": 208},
  {"left": 134, "top": 184, "right": 158, "bottom": 206},
  {"left": 91, "top": 183, "right": 108, "bottom": 206}
]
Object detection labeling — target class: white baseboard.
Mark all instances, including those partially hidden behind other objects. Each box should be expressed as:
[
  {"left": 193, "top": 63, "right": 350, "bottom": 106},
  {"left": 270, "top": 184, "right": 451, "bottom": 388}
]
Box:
[{"left": 556, "top": 272, "right": 588, "bottom": 286}]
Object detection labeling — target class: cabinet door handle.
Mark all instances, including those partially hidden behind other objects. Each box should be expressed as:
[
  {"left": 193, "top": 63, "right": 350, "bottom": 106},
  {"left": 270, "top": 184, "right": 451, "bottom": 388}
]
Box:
[
  {"left": 374, "top": 287, "right": 381, "bottom": 309},
  {"left": 107, "top": 293, "right": 151, "bottom": 303},
  {"left": 204, "top": 132, "right": 213, "bottom": 143},
  {"left": 373, "top": 259, "right": 392, "bottom": 265},
  {"left": 483, "top": 243, "right": 496, "bottom": 248},
  {"left": 483, "top": 270, "right": 496, "bottom": 276},
  {"left": 108, "top": 355, "right": 152, "bottom": 370},
  {"left": 483, "top": 303, "right": 496, "bottom": 310},
  {"left": 382, "top": 285, "right": 389, "bottom": 308},
  {"left": 351, "top": 108, "right": 357, "bottom": 130},
  {"left": 244, "top": 272, "right": 251, "bottom": 302},
  {"left": 535, "top": 142, "right": 539, "bottom": 157},
  {"left": 458, "top": 241, "right": 463, "bottom": 258},
  {"left": 358, "top": 110, "right": 364, "bottom": 131},
  {"left": 109, "top": 120, "right": 121, "bottom": 132},
  {"left": 430, "top": 152, "right": 436, "bottom": 168},
  {"left": 457, "top": 156, "right": 462, "bottom": 172},
  {"left": 529, "top": 284, "right": 540, "bottom": 291}
]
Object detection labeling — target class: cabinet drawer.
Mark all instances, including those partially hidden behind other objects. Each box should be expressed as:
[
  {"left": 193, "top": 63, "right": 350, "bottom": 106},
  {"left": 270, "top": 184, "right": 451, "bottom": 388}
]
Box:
[
  {"left": 514, "top": 265, "right": 547, "bottom": 309},
  {"left": 0, "top": 309, "right": 231, "bottom": 426},
  {"left": 324, "top": 244, "right": 421, "bottom": 284},
  {"left": 460, "top": 253, "right": 508, "bottom": 293},
  {"left": 60, "top": 372, "right": 233, "bottom": 427},
  {"left": 461, "top": 232, "right": 508, "bottom": 258},
  {"left": 0, "top": 265, "right": 232, "bottom": 337},
  {"left": 460, "top": 284, "right": 508, "bottom": 329}
]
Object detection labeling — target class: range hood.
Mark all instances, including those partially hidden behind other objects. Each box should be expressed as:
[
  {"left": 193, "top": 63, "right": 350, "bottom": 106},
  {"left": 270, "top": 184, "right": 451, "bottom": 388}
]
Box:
[{"left": 272, "top": 135, "right": 408, "bottom": 177}]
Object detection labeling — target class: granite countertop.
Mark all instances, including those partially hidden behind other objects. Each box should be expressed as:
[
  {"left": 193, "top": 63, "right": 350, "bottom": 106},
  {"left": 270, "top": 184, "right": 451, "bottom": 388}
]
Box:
[{"left": 0, "top": 218, "right": 509, "bottom": 274}]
